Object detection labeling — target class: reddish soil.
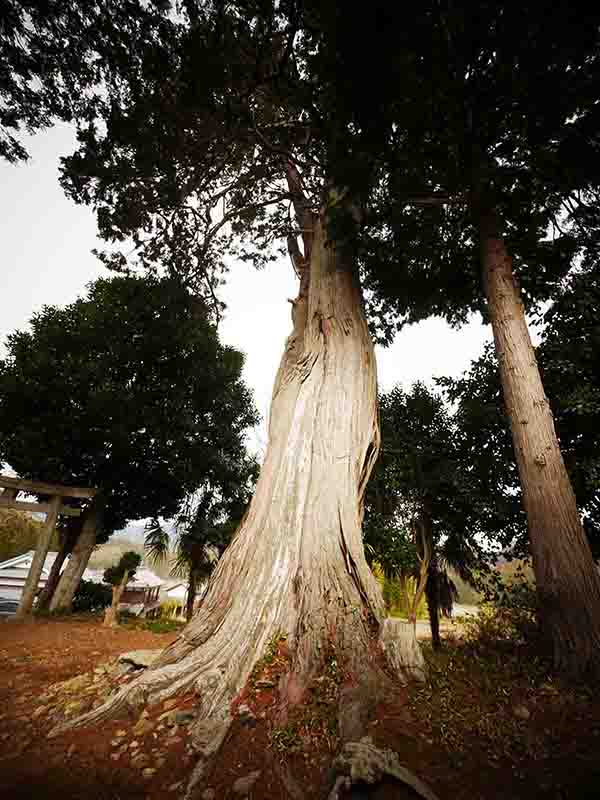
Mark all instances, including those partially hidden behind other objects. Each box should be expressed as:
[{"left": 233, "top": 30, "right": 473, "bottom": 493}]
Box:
[{"left": 1, "top": 616, "right": 600, "bottom": 800}]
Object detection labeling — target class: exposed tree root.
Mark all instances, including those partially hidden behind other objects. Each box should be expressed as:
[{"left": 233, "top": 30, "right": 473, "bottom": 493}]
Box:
[{"left": 327, "top": 737, "right": 441, "bottom": 800}]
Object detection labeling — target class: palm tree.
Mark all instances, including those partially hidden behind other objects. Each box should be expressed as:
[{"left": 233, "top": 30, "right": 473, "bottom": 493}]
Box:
[{"left": 145, "top": 487, "right": 245, "bottom": 622}]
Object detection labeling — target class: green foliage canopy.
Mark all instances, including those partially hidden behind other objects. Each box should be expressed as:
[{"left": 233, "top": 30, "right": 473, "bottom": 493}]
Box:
[
  {"left": 0, "top": 274, "right": 258, "bottom": 535},
  {"left": 103, "top": 550, "right": 141, "bottom": 586}
]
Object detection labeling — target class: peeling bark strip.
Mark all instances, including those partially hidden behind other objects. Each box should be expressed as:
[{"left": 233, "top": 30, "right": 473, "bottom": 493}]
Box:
[
  {"left": 481, "top": 212, "right": 600, "bottom": 675},
  {"left": 52, "top": 212, "right": 424, "bottom": 747}
]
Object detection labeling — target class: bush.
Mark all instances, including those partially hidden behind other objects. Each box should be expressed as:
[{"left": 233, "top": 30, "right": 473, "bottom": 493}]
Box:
[
  {"left": 465, "top": 565, "right": 539, "bottom": 645},
  {"left": 72, "top": 579, "right": 112, "bottom": 613}
]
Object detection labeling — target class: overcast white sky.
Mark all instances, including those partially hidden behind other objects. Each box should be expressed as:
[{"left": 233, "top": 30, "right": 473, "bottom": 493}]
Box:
[{"left": 0, "top": 125, "right": 493, "bottom": 456}]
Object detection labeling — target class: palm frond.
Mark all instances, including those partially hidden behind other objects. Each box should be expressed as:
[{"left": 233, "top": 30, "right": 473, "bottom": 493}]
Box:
[{"left": 144, "top": 518, "right": 170, "bottom": 567}]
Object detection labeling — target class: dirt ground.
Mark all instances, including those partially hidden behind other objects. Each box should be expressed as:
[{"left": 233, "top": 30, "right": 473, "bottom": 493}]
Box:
[{"left": 1, "top": 615, "right": 600, "bottom": 800}]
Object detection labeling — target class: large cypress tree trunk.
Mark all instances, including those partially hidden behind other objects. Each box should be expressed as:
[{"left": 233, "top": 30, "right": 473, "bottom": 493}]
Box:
[
  {"left": 480, "top": 209, "right": 600, "bottom": 676},
  {"left": 56, "top": 213, "right": 425, "bottom": 746},
  {"left": 50, "top": 509, "right": 96, "bottom": 612}
]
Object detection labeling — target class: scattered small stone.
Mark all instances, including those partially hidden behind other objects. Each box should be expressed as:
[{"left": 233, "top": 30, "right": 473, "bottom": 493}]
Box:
[
  {"left": 110, "top": 753, "right": 121, "bottom": 762},
  {"left": 513, "top": 705, "right": 531, "bottom": 721},
  {"left": 232, "top": 770, "right": 261, "bottom": 796},
  {"left": 142, "top": 767, "right": 157, "bottom": 778},
  {"left": 129, "top": 740, "right": 140, "bottom": 750},
  {"left": 115, "top": 729, "right": 127, "bottom": 738},
  {"left": 111, "top": 739, "right": 122, "bottom": 748},
  {"left": 132, "top": 753, "right": 149, "bottom": 768},
  {"left": 118, "top": 650, "right": 163, "bottom": 669},
  {"left": 255, "top": 679, "right": 275, "bottom": 689},
  {"left": 201, "top": 789, "right": 216, "bottom": 800}
]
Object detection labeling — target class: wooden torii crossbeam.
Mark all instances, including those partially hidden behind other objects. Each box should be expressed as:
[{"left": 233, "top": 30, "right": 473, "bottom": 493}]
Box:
[{"left": 0, "top": 475, "right": 97, "bottom": 618}]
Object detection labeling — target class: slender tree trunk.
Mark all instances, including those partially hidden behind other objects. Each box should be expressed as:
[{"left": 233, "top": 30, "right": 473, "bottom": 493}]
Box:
[
  {"left": 425, "top": 562, "right": 441, "bottom": 650},
  {"left": 50, "top": 509, "right": 96, "bottom": 612},
  {"left": 59, "top": 213, "right": 425, "bottom": 744},
  {"left": 36, "top": 529, "right": 74, "bottom": 611},
  {"left": 480, "top": 209, "right": 600, "bottom": 676},
  {"left": 409, "top": 514, "right": 432, "bottom": 625},
  {"left": 16, "top": 494, "right": 61, "bottom": 618},
  {"left": 186, "top": 569, "right": 197, "bottom": 623},
  {"left": 104, "top": 571, "right": 129, "bottom": 627}
]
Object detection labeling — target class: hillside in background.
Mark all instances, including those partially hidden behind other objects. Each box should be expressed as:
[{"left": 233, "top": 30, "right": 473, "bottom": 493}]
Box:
[
  {"left": 0, "top": 508, "right": 59, "bottom": 561},
  {"left": 89, "top": 537, "right": 175, "bottom": 580}
]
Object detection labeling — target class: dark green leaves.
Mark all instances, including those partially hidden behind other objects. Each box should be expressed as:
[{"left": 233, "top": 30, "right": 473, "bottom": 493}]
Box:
[{"left": 0, "top": 274, "right": 258, "bottom": 536}]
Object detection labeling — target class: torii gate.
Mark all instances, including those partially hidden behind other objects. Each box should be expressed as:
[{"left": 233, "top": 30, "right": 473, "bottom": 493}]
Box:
[{"left": 0, "top": 475, "right": 97, "bottom": 618}]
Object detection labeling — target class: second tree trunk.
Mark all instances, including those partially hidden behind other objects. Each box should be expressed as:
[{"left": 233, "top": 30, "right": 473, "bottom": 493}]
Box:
[{"left": 481, "top": 212, "right": 600, "bottom": 676}]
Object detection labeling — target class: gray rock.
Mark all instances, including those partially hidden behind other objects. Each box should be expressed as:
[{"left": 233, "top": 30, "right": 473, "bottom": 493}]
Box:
[
  {"left": 513, "top": 704, "right": 531, "bottom": 721},
  {"left": 118, "top": 649, "right": 163, "bottom": 669},
  {"left": 232, "top": 770, "right": 261, "bottom": 796}
]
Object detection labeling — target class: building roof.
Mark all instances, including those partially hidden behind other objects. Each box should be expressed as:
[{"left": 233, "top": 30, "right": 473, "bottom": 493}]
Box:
[
  {"left": 164, "top": 582, "right": 188, "bottom": 600},
  {"left": 0, "top": 551, "right": 162, "bottom": 590},
  {"left": 0, "top": 550, "right": 59, "bottom": 575},
  {"left": 0, "top": 550, "right": 60, "bottom": 591},
  {"left": 84, "top": 565, "right": 162, "bottom": 589}
]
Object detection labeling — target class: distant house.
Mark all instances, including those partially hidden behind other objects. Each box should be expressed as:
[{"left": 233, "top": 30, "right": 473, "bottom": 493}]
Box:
[
  {"left": 85, "top": 565, "right": 163, "bottom": 617},
  {"left": 0, "top": 550, "right": 163, "bottom": 616},
  {"left": 0, "top": 550, "right": 61, "bottom": 602}
]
